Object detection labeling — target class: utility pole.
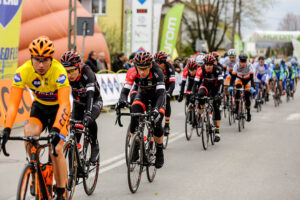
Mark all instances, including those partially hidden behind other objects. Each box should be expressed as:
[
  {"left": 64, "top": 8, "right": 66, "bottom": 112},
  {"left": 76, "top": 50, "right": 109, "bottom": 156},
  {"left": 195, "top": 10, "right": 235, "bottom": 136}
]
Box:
[
  {"left": 238, "top": 0, "right": 242, "bottom": 39},
  {"left": 68, "top": 0, "right": 77, "bottom": 51}
]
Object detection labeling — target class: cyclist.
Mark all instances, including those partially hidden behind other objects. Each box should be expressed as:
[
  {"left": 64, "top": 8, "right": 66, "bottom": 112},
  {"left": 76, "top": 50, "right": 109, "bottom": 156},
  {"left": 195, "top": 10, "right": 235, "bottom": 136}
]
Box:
[
  {"left": 223, "top": 49, "right": 237, "bottom": 108},
  {"left": 228, "top": 52, "right": 255, "bottom": 122},
  {"left": 0, "top": 36, "right": 70, "bottom": 200},
  {"left": 286, "top": 62, "right": 296, "bottom": 94},
  {"left": 60, "top": 51, "right": 103, "bottom": 163},
  {"left": 192, "top": 54, "right": 223, "bottom": 142},
  {"left": 281, "top": 59, "right": 288, "bottom": 95},
  {"left": 178, "top": 60, "right": 198, "bottom": 105},
  {"left": 117, "top": 51, "right": 166, "bottom": 169},
  {"left": 272, "top": 59, "right": 284, "bottom": 99},
  {"left": 253, "top": 56, "right": 270, "bottom": 107},
  {"left": 154, "top": 51, "right": 175, "bottom": 137},
  {"left": 291, "top": 58, "right": 299, "bottom": 83}
]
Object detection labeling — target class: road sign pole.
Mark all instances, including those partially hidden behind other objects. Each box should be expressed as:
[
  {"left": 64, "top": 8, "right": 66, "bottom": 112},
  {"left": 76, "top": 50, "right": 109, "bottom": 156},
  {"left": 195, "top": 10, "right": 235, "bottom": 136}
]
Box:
[{"left": 81, "top": 21, "right": 87, "bottom": 64}]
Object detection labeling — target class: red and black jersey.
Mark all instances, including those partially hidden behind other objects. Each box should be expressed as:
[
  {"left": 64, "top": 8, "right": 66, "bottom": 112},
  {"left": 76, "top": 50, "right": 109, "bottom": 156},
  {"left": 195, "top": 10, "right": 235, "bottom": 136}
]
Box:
[
  {"left": 192, "top": 65, "right": 223, "bottom": 94},
  {"left": 70, "top": 64, "right": 102, "bottom": 113},
  {"left": 120, "top": 62, "right": 165, "bottom": 108},
  {"left": 180, "top": 67, "right": 196, "bottom": 95},
  {"left": 161, "top": 62, "right": 175, "bottom": 96}
]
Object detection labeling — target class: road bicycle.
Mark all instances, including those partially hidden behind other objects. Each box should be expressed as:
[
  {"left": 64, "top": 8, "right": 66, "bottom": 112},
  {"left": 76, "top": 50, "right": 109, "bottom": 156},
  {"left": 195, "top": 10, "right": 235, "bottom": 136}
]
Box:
[{"left": 63, "top": 119, "right": 100, "bottom": 198}]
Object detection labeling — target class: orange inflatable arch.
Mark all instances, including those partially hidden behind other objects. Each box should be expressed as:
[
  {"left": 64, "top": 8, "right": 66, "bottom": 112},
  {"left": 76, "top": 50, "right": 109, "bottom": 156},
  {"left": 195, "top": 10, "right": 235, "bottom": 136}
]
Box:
[{"left": 18, "top": 0, "right": 110, "bottom": 66}]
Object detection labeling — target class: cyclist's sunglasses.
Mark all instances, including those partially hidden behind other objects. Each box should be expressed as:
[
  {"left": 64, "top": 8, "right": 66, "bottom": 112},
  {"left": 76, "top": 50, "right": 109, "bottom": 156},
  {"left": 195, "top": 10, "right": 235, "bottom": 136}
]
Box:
[
  {"left": 137, "top": 66, "right": 150, "bottom": 71},
  {"left": 66, "top": 67, "right": 79, "bottom": 74},
  {"left": 229, "top": 56, "right": 235, "bottom": 59}
]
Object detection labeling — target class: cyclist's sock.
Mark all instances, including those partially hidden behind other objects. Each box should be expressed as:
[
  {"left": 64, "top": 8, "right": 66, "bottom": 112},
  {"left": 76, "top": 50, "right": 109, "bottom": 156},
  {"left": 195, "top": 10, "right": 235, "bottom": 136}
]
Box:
[
  {"left": 164, "top": 120, "right": 170, "bottom": 128},
  {"left": 56, "top": 187, "right": 65, "bottom": 197},
  {"left": 215, "top": 126, "right": 220, "bottom": 134}
]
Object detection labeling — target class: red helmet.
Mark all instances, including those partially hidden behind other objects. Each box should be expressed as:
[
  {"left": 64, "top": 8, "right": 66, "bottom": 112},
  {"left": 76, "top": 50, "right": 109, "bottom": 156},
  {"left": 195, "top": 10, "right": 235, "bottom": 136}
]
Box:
[
  {"left": 154, "top": 51, "right": 168, "bottom": 64},
  {"left": 60, "top": 51, "right": 81, "bottom": 67},
  {"left": 134, "top": 51, "right": 153, "bottom": 66},
  {"left": 211, "top": 51, "right": 219, "bottom": 61},
  {"left": 204, "top": 54, "right": 215, "bottom": 65},
  {"left": 187, "top": 60, "right": 198, "bottom": 70}
]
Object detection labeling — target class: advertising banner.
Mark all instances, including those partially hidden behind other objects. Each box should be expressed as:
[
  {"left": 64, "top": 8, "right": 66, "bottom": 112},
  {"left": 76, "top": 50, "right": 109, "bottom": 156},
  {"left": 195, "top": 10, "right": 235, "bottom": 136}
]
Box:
[
  {"left": 0, "top": 0, "right": 24, "bottom": 79},
  {"left": 160, "top": 4, "right": 184, "bottom": 55},
  {"left": 152, "top": 0, "right": 163, "bottom": 54},
  {"left": 0, "top": 79, "right": 32, "bottom": 127},
  {"left": 131, "top": 0, "right": 153, "bottom": 52}
]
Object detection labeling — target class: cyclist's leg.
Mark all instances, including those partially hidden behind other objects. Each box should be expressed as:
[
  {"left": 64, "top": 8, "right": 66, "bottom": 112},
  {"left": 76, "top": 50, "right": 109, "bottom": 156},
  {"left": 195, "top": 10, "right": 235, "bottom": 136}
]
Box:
[
  {"left": 164, "top": 94, "right": 171, "bottom": 135},
  {"left": 224, "top": 75, "right": 231, "bottom": 105},
  {"left": 213, "top": 92, "right": 221, "bottom": 142},
  {"left": 244, "top": 82, "right": 252, "bottom": 122},
  {"left": 198, "top": 85, "right": 208, "bottom": 114},
  {"left": 234, "top": 79, "right": 242, "bottom": 113}
]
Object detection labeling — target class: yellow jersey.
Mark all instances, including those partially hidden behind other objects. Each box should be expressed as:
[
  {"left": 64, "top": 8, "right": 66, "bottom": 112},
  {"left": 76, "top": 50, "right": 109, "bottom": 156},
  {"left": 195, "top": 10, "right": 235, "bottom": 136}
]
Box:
[{"left": 12, "top": 59, "right": 70, "bottom": 105}]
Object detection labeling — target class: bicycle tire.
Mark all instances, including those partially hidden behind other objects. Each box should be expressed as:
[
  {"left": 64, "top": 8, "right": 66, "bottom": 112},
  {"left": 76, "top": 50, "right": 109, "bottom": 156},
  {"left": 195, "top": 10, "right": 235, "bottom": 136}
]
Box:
[
  {"left": 82, "top": 138, "right": 100, "bottom": 195},
  {"left": 163, "top": 133, "right": 169, "bottom": 149},
  {"left": 242, "top": 102, "right": 245, "bottom": 129},
  {"left": 63, "top": 141, "right": 78, "bottom": 199},
  {"left": 209, "top": 114, "right": 215, "bottom": 146},
  {"left": 185, "top": 108, "right": 193, "bottom": 141},
  {"left": 201, "top": 112, "right": 209, "bottom": 150},
  {"left": 196, "top": 112, "right": 202, "bottom": 137},
  {"left": 228, "top": 105, "right": 233, "bottom": 126},
  {"left": 146, "top": 128, "right": 157, "bottom": 182},
  {"left": 125, "top": 125, "right": 131, "bottom": 166},
  {"left": 16, "top": 164, "right": 40, "bottom": 200},
  {"left": 127, "top": 133, "right": 143, "bottom": 193},
  {"left": 238, "top": 101, "right": 242, "bottom": 132}
]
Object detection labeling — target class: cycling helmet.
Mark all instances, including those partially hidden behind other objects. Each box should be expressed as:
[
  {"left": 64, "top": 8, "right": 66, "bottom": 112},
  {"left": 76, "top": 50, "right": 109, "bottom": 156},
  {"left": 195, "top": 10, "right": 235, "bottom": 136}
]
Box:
[
  {"left": 187, "top": 60, "right": 198, "bottom": 71},
  {"left": 228, "top": 49, "right": 236, "bottom": 57},
  {"left": 291, "top": 58, "right": 296, "bottom": 65},
  {"left": 196, "top": 53, "right": 205, "bottom": 64},
  {"left": 61, "top": 51, "right": 81, "bottom": 67},
  {"left": 280, "top": 59, "right": 286, "bottom": 65},
  {"left": 154, "top": 51, "right": 168, "bottom": 64},
  {"left": 258, "top": 56, "right": 265, "bottom": 61},
  {"left": 204, "top": 54, "right": 215, "bottom": 65},
  {"left": 211, "top": 51, "right": 219, "bottom": 61},
  {"left": 274, "top": 59, "right": 281, "bottom": 66},
  {"left": 29, "top": 36, "right": 55, "bottom": 57},
  {"left": 134, "top": 51, "right": 153, "bottom": 66},
  {"left": 287, "top": 62, "right": 292, "bottom": 67},
  {"left": 238, "top": 52, "right": 248, "bottom": 62}
]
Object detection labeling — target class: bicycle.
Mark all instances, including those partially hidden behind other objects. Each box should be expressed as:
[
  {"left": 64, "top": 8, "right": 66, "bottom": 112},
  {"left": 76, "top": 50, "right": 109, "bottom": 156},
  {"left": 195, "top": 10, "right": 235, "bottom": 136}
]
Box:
[
  {"left": 235, "top": 88, "right": 246, "bottom": 132},
  {"left": 116, "top": 107, "right": 157, "bottom": 193},
  {"left": 0, "top": 135, "right": 62, "bottom": 200},
  {"left": 228, "top": 92, "right": 236, "bottom": 126},
  {"left": 273, "top": 80, "right": 281, "bottom": 107},
  {"left": 199, "top": 96, "right": 217, "bottom": 150},
  {"left": 185, "top": 97, "right": 201, "bottom": 141},
  {"left": 63, "top": 119, "right": 100, "bottom": 198},
  {"left": 286, "top": 78, "right": 294, "bottom": 102},
  {"left": 255, "top": 81, "right": 265, "bottom": 112}
]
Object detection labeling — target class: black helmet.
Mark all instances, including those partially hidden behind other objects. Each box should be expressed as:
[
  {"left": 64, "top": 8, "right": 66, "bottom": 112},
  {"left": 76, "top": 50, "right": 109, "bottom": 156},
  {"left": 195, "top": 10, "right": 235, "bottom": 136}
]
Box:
[
  {"left": 154, "top": 51, "right": 168, "bottom": 64},
  {"left": 258, "top": 56, "right": 265, "bottom": 61},
  {"left": 239, "top": 52, "right": 248, "bottom": 62},
  {"left": 134, "top": 51, "right": 153, "bottom": 66},
  {"left": 61, "top": 51, "right": 81, "bottom": 67}
]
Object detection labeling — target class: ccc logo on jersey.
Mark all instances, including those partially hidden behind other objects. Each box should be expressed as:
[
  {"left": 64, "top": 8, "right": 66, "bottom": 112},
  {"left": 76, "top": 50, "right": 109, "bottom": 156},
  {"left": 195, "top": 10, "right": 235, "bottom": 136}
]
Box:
[{"left": 57, "top": 74, "right": 67, "bottom": 84}]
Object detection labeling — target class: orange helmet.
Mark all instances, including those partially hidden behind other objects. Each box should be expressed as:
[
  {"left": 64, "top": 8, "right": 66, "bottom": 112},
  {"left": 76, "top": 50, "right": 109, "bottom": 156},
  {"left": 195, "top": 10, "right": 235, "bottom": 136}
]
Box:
[{"left": 29, "top": 36, "right": 55, "bottom": 57}]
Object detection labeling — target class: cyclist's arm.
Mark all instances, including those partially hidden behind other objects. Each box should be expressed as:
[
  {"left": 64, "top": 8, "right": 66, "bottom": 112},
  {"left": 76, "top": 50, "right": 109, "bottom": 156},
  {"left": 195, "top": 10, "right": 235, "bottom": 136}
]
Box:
[
  {"left": 192, "top": 67, "right": 202, "bottom": 94},
  {"left": 180, "top": 68, "right": 187, "bottom": 95},
  {"left": 120, "top": 67, "right": 136, "bottom": 101},
  {"left": 84, "top": 67, "right": 98, "bottom": 114},
  {"left": 154, "top": 66, "right": 166, "bottom": 110},
  {"left": 52, "top": 86, "right": 71, "bottom": 132},
  {"left": 217, "top": 67, "right": 224, "bottom": 93},
  {"left": 4, "top": 86, "right": 23, "bottom": 129},
  {"left": 166, "top": 63, "right": 176, "bottom": 96}
]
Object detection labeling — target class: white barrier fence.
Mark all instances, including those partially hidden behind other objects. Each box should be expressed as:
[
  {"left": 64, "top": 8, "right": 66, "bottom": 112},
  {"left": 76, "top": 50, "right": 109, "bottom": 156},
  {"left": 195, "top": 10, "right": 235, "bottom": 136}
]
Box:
[{"left": 96, "top": 72, "right": 182, "bottom": 106}]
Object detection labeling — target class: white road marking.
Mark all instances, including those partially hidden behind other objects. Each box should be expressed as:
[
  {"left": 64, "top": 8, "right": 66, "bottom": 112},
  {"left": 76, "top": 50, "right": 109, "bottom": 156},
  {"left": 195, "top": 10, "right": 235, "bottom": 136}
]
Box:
[{"left": 287, "top": 113, "right": 300, "bottom": 120}]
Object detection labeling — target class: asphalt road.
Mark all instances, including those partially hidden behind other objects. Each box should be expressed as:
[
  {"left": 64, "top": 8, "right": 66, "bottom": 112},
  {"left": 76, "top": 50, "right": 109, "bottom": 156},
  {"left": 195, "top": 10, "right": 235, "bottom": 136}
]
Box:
[{"left": 1, "top": 90, "right": 300, "bottom": 200}]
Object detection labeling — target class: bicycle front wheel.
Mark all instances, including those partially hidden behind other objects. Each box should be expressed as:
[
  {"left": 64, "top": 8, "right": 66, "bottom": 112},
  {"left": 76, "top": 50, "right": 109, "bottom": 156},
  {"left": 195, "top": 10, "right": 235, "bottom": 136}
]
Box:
[
  {"left": 128, "top": 133, "right": 143, "bottom": 193},
  {"left": 201, "top": 113, "right": 209, "bottom": 150},
  {"left": 16, "top": 164, "right": 40, "bottom": 200},
  {"left": 185, "top": 108, "right": 194, "bottom": 141},
  {"left": 63, "top": 140, "right": 78, "bottom": 199},
  {"left": 146, "top": 129, "right": 157, "bottom": 182},
  {"left": 82, "top": 139, "right": 100, "bottom": 195},
  {"left": 125, "top": 124, "right": 131, "bottom": 166}
]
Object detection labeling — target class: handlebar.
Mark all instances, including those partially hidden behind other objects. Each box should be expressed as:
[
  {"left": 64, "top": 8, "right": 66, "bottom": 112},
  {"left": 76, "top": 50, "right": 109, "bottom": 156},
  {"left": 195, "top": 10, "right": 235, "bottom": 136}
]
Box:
[
  {"left": 115, "top": 106, "right": 151, "bottom": 127},
  {"left": 0, "top": 135, "right": 57, "bottom": 157}
]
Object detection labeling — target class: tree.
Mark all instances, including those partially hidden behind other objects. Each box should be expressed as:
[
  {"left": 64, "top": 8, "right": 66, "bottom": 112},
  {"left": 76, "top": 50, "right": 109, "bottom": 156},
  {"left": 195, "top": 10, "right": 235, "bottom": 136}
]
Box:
[{"left": 278, "top": 13, "right": 300, "bottom": 31}]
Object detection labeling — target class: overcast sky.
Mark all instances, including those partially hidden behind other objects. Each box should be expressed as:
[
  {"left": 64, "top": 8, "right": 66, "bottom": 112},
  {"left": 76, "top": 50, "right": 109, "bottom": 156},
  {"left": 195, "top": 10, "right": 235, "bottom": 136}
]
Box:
[{"left": 242, "top": 0, "right": 300, "bottom": 40}]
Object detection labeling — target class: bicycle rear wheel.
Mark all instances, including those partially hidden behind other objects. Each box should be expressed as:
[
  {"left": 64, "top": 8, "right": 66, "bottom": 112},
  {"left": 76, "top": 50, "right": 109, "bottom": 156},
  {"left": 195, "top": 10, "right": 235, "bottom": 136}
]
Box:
[
  {"left": 238, "top": 102, "right": 242, "bottom": 132},
  {"left": 128, "top": 133, "right": 143, "bottom": 193},
  {"left": 82, "top": 138, "right": 100, "bottom": 195},
  {"left": 146, "top": 129, "right": 157, "bottom": 182},
  {"left": 63, "top": 141, "right": 78, "bottom": 199},
  {"left": 201, "top": 112, "right": 209, "bottom": 150},
  {"left": 16, "top": 164, "right": 40, "bottom": 200},
  {"left": 185, "top": 107, "right": 194, "bottom": 141}
]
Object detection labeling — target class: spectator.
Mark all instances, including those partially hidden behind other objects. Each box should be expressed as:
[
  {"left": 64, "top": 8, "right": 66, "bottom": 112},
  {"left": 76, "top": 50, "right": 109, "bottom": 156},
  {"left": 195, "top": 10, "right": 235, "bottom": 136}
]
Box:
[
  {"left": 124, "top": 52, "right": 136, "bottom": 69},
  {"left": 174, "top": 57, "right": 183, "bottom": 73},
  {"left": 85, "top": 51, "right": 99, "bottom": 73},
  {"left": 97, "top": 51, "right": 110, "bottom": 71},
  {"left": 112, "top": 52, "right": 127, "bottom": 72}
]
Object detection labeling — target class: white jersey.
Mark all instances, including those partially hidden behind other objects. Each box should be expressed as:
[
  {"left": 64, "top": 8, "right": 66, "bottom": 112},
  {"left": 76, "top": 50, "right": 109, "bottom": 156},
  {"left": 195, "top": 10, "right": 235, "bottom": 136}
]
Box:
[
  {"left": 223, "top": 57, "right": 237, "bottom": 74},
  {"left": 232, "top": 62, "right": 254, "bottom": 79}
]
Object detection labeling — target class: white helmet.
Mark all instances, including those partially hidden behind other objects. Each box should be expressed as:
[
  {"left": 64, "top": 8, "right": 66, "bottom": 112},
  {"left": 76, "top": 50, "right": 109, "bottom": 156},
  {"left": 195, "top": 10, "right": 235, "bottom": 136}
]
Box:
[
  {"left": 287, "top": 62, "right": 292, "bottom": 67},
  {"left": 274, "top": 59, "right": 281, "bottom": 66},
  {"left": 228, "top": 49, "right": 236, "bottom": 57},
  {"left": 291, "top": 58, "right": 296, "bottom": 65},
  {"left": 196, "top": 53, "right": 205, "bottom": 64}
]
